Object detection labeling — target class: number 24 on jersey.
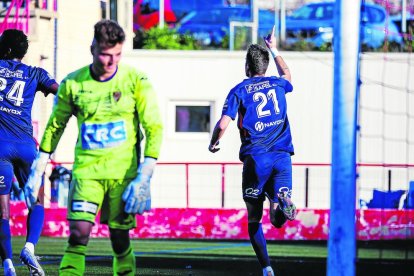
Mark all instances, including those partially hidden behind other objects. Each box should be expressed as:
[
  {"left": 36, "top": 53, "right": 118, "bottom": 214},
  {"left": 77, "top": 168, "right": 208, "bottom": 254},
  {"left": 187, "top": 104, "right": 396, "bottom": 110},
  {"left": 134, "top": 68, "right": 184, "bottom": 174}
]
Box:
[{"left": 0, "top": 78, "right": 25, "bottom": 106}]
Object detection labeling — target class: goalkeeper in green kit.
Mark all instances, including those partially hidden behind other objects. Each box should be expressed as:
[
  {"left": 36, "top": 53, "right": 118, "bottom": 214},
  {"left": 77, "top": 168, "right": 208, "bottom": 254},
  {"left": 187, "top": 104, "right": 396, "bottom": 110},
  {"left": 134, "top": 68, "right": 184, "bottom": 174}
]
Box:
[{"left": 24, "top": 20, "right": 163, "bottom": 275}]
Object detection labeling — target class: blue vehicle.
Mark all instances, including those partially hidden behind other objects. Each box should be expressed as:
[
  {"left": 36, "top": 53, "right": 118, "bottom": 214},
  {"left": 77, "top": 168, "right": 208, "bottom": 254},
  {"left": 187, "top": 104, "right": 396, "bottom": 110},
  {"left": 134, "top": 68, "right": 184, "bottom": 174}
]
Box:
[
  {"left": 176, "top": 7, "right": 277, "bottom": 47},
  {"left": 134, "top": 0, "right": 225, "bottom": 30},
  {"left": 285, "top": 1, "right": 403, "bottom": 49}
]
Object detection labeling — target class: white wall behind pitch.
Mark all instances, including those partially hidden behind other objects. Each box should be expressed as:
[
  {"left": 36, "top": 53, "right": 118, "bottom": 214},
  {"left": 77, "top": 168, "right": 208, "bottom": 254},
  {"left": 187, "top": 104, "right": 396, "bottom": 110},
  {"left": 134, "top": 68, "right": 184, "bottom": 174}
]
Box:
[{"left": 122, "top": 50, "right": 334, "bottom": 164}]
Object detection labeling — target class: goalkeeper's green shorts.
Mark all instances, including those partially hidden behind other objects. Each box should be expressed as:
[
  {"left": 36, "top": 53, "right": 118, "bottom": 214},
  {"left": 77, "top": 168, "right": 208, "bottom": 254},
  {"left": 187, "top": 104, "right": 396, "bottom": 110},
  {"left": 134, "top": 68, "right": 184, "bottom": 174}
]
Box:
[{"left": 67, "top": 178, "right": 136, "bottom": 230}]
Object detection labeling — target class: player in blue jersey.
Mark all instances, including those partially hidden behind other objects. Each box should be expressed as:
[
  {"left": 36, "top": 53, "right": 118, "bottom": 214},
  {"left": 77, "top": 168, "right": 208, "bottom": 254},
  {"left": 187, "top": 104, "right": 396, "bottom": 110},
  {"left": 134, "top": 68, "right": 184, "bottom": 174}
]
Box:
[
  {"left": 0, "top": 29, "right": 58, "bottom": 276},
  {"left": 208, "top": 26, "right": 296, "bottom": 276}
]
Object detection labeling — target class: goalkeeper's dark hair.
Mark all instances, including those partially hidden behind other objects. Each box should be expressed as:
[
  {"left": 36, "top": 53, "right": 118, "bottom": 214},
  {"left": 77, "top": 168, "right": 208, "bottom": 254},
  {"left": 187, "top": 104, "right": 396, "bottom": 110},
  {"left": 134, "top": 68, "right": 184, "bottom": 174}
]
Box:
[
  {"left": 0, "top": 29, "right": 29, "bottom": 60},
  {"left": 246, "top": 44, "right": 269, "bottom": 76},
  {"left": 93, "top": 19, "right": 125, "bottom": 48}
]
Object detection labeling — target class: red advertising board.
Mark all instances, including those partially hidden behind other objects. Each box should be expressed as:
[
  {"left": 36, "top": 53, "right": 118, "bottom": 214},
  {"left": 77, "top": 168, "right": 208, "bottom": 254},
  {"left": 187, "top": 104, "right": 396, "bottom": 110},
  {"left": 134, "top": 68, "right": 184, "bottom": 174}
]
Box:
[{"left": 10, "top": 202, "right": 414, "bottom": 240}]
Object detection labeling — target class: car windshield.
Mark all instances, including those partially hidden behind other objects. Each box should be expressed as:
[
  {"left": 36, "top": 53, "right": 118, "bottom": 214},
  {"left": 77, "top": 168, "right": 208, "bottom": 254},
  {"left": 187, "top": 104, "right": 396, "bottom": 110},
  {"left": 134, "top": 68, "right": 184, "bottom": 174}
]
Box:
[
  {"left": 361, "top": 6, "right": 385, "bottom": 23},
  {"left": 290, "top": 4, "right": 334, "bottom": 20},
  {"left": 137, "top": 0, "right": 159, "bottom": 15}
]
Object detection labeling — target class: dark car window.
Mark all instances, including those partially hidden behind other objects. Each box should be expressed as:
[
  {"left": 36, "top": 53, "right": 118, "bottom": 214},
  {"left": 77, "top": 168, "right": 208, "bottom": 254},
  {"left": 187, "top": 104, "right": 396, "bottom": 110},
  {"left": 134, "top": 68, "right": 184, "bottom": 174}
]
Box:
[
  {"left": 139, "top": 0, "right": 159, "bottom": 15},
  {"left": 361, "top": 5, "right": 385, "bottom": 23},
  {"left": 170, "top": 0, "right": 197, "bottom": 19},
  {"left": 367, "top": 6, "right": 385, "bottom": 23}
]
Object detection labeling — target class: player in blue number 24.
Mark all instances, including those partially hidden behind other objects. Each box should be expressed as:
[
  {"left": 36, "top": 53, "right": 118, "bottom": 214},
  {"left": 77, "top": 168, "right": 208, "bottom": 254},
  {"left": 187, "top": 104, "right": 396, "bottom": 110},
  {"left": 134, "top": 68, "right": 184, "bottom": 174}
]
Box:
[
  {"left": 0, "top": 29, "right": 59, "bottom": 276},
  {"left": 208, "top": 26, "right": 297, "bottom": 276}
]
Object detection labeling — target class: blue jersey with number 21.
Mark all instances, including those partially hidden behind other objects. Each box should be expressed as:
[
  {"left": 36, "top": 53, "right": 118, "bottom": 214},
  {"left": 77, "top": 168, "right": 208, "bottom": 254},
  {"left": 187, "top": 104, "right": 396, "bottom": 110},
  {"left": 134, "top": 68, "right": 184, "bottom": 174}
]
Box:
[
  {"left": 222, "top": 76, "right": 294, "bottom": 160},
  {"left": 0, "top": 60, "right": 56, "bottom": 143}
]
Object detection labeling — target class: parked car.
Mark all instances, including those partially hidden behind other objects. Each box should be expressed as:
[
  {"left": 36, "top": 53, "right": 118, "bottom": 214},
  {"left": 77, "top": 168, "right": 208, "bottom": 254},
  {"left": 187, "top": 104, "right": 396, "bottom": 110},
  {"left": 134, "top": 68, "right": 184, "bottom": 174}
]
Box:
[
  {"left": 176, "top": 7, "right": 277, "bottom": 47},
  {"left": 285, "top": 1, "right": 403, "bottom": 49},
  {"left": 133, "top": 0, "right": 225, "bottom": 31}
]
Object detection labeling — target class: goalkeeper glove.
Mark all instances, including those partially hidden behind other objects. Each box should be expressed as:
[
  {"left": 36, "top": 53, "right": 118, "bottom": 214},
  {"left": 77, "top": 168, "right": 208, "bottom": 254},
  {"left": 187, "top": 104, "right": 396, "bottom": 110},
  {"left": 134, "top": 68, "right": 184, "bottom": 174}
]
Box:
[
  {"left": 24, "top": 151, "right": 50, "bottom": 209},
  {"left": 122, "top": 157, "right": 157, "bottom": 215}
]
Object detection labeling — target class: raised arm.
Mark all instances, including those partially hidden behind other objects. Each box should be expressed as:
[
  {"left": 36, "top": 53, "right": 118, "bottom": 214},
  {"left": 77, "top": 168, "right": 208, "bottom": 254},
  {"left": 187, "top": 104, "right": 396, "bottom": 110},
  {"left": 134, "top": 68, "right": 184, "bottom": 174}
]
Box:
[{"left": 264, "top": 25, "right": 291, "bottom": 83}]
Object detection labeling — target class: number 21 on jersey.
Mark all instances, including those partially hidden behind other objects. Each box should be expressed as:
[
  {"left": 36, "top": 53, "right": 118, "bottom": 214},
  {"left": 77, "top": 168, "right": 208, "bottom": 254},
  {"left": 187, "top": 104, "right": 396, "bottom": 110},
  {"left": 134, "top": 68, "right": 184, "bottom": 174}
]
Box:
[
  {"left": 253, "top": 88, "right": 280, "bottom": 118},
  {"left": 0, "top": 77, "right": 25, "bottom": 106}
]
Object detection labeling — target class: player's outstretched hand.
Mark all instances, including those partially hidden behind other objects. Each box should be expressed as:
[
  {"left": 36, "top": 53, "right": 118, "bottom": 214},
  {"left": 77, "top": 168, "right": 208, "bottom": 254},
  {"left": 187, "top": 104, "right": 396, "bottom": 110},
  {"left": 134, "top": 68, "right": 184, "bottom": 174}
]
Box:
[
  {"left": 208, "top": 141, "right": 220, "bottom": 153},
  {"left": 122, "top": 157, "right": 156, "bottom": 215},
  {"left": 24, "top": 151, "right": 50, "bottom": 209},
  {"left": 263, "top": 25, "right": 277, "bottom": 49}
]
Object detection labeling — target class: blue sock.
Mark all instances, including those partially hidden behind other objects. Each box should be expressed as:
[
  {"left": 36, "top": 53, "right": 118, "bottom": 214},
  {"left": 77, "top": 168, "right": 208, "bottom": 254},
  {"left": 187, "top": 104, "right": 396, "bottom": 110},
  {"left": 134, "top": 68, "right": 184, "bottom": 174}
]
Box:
[
  {"left": 26, "top": 205, "right": 45, "bottom": 245},
  {"left": 0, "top": 219, "right": 13, "bottom": 259},
  {"left": 248, "top": 222, "right": 270, "bottom": 268}
]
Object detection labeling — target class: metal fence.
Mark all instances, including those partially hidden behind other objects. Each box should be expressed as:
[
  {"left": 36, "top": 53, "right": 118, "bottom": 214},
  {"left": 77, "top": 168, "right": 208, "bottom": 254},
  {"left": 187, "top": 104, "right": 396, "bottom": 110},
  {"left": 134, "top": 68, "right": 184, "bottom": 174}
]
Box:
[
  {"left": 40, "top": 161, "right": 413, "bottom": 209},
  {"left": 150, "top": 162, "right": 413, "bottom": 209}
]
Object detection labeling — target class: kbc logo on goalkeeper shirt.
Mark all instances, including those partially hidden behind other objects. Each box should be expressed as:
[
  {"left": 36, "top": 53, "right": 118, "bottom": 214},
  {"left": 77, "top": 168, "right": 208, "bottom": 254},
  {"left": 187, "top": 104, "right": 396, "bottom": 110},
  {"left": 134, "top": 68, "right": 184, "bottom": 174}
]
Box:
[{"left": 81, "top": 120, "right": 127, "bottom": 149}]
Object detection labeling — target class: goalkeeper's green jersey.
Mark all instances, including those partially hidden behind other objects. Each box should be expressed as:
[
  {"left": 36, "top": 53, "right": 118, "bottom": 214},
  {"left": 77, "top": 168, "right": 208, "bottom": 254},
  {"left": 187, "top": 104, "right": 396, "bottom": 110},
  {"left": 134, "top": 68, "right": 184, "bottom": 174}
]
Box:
[{"left": 40, "top": 64, "right": 163, "bottom": 179}]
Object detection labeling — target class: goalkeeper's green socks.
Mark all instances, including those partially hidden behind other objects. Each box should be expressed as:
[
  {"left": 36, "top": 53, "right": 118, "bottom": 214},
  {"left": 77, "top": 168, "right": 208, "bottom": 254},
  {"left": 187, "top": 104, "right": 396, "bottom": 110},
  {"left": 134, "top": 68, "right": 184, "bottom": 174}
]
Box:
[
  {"left": 59, "top": 244, "right": 87, "bottom": 275},
  {"left": 58, "top": 243, "right": 135, "bottom": 275},
  {"left": 113, "top": 246, "right": 136, "bottom": 276}
]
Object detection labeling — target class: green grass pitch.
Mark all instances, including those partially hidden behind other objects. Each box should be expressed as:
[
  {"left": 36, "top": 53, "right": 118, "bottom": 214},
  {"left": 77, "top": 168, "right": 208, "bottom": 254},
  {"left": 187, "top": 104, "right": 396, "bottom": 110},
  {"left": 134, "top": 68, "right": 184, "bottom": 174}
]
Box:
[{"left": 9, "top": 236, "right": 414, "bottom": 275}]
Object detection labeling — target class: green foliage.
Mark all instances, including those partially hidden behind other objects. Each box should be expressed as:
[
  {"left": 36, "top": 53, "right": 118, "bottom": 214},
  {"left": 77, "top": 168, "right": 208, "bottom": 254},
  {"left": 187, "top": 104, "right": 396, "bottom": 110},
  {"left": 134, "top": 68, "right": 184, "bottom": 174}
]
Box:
[
  {"left": 318, "top": 42, "right": 332, "bottom": 52},
  {"left": 134, "top": 26, "right": 414, "bottom": 53},
  {"left": 282, "top": 39, "right": 317, "bottom": 51},
  {"left": 221, "top": 34, "right": 229, "bottom": 49},
  {"left": 402, "top": 26, "right": 414, "bottom": 52},
  {"left": 233, "top": 27, "right": 251, "bottom": 51},
  {"left": 134, "top": 27, "right": 200, "bottom": 50},
  {"left": 406, "top": 38, "right": 414, "bottom": 52}
]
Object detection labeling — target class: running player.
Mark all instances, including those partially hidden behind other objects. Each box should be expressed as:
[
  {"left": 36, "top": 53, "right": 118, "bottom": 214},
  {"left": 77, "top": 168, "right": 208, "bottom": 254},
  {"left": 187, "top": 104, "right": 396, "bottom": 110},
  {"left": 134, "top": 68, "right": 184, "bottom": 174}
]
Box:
[
  {"left": 25, "top": 20, "right": 163, "bottom": 275},
  {"left": 208, "top": 26, "right": 297, "bottom": 276},
  {"left": 0, "top": 29, "right": 58, "bottom": 276}
]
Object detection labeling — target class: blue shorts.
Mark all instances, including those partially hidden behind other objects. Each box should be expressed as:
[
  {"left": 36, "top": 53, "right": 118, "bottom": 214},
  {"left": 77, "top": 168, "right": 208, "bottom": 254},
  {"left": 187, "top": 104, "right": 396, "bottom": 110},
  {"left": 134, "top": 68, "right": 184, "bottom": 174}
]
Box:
[
  {"left": 242, "top": 151, "right": 292, "bottom": 202},
  {"left": 0, "top": 140, "right": 36, "bottom": 195}
]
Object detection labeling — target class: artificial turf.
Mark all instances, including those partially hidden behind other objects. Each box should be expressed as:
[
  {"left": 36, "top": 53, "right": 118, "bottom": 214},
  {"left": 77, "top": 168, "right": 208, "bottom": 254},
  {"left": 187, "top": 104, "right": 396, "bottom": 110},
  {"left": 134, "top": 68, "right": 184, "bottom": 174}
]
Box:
[{"left": 9, "top": 236, "right": 414, "bottom": 275}]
